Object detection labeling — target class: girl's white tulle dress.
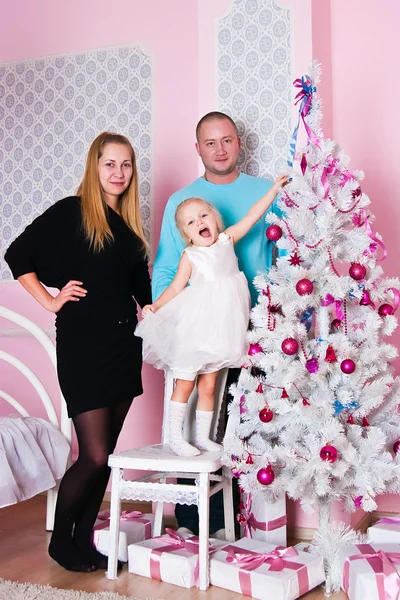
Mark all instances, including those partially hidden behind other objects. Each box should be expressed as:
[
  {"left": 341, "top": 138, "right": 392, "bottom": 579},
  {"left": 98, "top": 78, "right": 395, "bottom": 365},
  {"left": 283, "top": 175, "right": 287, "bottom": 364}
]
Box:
[{"left": 135, "top": 232, "right": 250, "bottom": 380}]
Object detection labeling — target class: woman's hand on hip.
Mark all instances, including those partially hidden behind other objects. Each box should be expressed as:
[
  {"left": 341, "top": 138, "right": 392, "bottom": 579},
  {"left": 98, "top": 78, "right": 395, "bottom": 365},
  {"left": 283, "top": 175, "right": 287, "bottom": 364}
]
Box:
[{"left": 48, "top": 280, "right": 87, "bottom": 313}]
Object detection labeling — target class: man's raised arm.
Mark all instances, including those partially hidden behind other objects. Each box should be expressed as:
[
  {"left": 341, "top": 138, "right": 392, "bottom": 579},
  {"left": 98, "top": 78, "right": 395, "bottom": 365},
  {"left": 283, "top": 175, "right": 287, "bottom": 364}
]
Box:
[{"left": 151, "top": 197, "right": 185, "bottom": 301}]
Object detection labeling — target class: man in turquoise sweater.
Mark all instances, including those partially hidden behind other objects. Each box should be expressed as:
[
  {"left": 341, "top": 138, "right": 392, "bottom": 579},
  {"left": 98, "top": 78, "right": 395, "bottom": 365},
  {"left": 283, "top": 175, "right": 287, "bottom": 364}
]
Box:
[
  {"left": 152, "top": 111, "right": 283, "bottom": 535},
  {"left": 152, "top": 111, "right": 283, "bottom": 307}
]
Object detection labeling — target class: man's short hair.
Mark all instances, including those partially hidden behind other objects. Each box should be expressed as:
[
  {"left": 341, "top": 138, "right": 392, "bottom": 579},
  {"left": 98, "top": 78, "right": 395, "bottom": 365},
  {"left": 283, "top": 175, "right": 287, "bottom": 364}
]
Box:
[{"left": 195, "top": 111, "right": 239, "bottom": 141}]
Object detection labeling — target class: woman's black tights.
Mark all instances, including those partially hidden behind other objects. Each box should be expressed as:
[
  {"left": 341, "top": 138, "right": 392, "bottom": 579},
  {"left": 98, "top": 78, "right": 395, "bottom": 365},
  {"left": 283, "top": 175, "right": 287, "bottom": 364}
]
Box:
[{"left": 48, "top": 400, "right": 132, "bottom": 572}]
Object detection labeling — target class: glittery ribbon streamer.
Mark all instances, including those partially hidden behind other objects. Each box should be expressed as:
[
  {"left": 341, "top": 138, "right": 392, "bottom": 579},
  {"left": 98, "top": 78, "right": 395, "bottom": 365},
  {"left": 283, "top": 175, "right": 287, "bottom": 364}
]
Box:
[
  {"left": 333, "top": 399, "right": 359, "bottom": 415},
  {"left": 300, "top": 307, "right": 315, "bottom": 332},
  {"left": 353, "top": 209, "right": 387, "bottom": 261},
  {"left": 149, "top": 528, "right": 216, "bottom": 588},
  {"left": 321, "top": 293, "right": 344, "bottom": 320},
  {"left": 239, "top": 494, "right": 287, "bottom": 538},
  {"left": 386, "top": 288, "right": 400, "bottom": 313},
  {"left": 94, "top": 510, "right": 152, "bottom": 538},
  {"left": 342, "top": 544, "right": 400, "bottom": 600},
  {"left": 287, "top": 75, "right": 320, "bottom": 167},
  {"left": 376, "top": 517, "right": 400, "bottom": 526},
  {"left": 221, "top": 544, "right": 309, "bottom": 598}
]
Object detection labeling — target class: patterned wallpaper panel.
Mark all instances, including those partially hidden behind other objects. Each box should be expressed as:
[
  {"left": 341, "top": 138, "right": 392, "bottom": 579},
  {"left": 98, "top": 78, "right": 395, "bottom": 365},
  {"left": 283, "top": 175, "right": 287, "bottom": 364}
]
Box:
[
  {"left": 217, "top": 0, "right": 292, "bottom": 180},
  {"left": 0, "top": 45, "right": 153, "bottom": 280}
]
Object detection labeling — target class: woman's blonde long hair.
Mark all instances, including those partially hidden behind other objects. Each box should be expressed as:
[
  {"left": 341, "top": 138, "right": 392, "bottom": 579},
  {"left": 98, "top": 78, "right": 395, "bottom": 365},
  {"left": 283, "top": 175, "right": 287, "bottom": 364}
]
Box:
[{"left": 77, "top": 132, "right": 148, "bottom": 253}]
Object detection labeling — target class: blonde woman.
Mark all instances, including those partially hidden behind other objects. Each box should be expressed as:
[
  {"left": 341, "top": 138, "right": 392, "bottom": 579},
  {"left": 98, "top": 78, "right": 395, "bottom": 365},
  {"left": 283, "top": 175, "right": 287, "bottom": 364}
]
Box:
[{"left": 5, "top": 132, "right": 151, "bottom": 572}]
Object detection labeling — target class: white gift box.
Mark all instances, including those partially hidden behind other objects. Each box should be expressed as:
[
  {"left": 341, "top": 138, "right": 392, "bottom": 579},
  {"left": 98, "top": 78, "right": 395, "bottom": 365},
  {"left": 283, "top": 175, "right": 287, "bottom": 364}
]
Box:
[
  {"left": 93, "top": 510, "right": 153, "bottom": 562},
  {"left": 368, "top": 515, "right": 400, "bottom": 544},
  {"left": 128, "top": 529, "right": 226, "bottom": 589},
  {"left": 239, "top": 491, "right": 287, "bottom": 546},
  {"left": 210, "top": 537, "right": 325, "bottom": 600},
  {"left": 339, "top": 542, "right": 400, "bottom": 600}
]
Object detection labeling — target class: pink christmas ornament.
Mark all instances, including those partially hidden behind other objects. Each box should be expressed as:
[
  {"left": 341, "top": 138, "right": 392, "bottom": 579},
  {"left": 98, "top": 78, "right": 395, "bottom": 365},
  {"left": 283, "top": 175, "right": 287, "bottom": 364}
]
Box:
[
  {"left": 341, "top": 358, "right": 356, "bottom": 374},
  {"left": 296, "top": 278, "right": 314, "bottom": 296},
  {"left": 393, "top": 440, "right": 400, "bottom": 454},
  {"left": 320, "top": 445, "right": 338, "bottom": 462},
  {"left": 349, "top": 263, "right": 367, "bottom": 281},
  {"left": 259, "top": 408, "right": 274, "bottom": 423},
  {"left": 257, "top": 465, "right": 275, "bottom": 485},
  {"left": 306, "top": 357, "right": 319, "bottom": 373},
  {"left": 378, "top": 303, "right": 394, "bottom": 317},
  {"left": 248, "top": 343, "right": 263, "bottom": 356},
  {"left": 266, "top": 224, "right": 283, "bottom": 242},
  {"left": 331, "top": 318, "right": 343, "bottom": 329},
  {"left": 360, "top": 289, "right": 375, "bottom": 307},
  {"left": 281, "top": 338, "right": 299, "bottom": 355}
]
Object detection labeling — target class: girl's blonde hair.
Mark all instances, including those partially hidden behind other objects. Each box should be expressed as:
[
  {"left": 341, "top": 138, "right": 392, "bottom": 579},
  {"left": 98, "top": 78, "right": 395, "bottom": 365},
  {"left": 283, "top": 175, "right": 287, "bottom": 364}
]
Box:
[
  {"left": 77, "top": 132, "right": 148, "bottom": 253},
  {"left": 175, "top": 197, "right": 224, "bottom": 244}
]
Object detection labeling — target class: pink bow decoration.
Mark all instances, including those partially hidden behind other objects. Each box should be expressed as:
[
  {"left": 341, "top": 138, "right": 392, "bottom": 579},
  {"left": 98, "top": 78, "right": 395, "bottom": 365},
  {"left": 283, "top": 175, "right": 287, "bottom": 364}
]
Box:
[
  {"left": 321, "top": 293, "right": 345, "bottom": 320},
  {"left": 239, "top": 494, "right": 287, "bottom": 538},
  {"left": 149, "top": 528, "right": 216, "bottom": 588},
  {"left": 94, "top": 509, "right": 152, "bottom": 538},
  {"left": 343, "top": 544, "right": 400, "bottom": 600},
  {"left": 221, "top": 544, "right": 309, "bottom": 597}
]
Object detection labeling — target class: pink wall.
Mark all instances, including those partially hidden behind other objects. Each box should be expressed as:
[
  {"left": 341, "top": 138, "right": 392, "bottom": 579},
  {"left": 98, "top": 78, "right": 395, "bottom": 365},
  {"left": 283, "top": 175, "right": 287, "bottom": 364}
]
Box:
[{"left": 1, "top": 0, "right": 399, "bottom": 527}]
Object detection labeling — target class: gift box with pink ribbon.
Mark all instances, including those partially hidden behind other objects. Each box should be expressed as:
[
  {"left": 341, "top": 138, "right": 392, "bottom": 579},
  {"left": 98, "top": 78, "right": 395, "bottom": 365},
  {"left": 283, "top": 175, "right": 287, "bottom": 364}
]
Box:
[
  {"left": 209, "top": 537, "right": 325, "bottom": 600},
  {"left": 339, "top": 542, "right": 400, "bottom": 600},
  {"left": 238, "top": 492, "right": 287, "bottom": 546},
  {"left": 93, "top": 509, "right": 153, "bottom": 562},
  {"left": 128, "top": 528, "right": 226, "bottom": 589},
  {"left": 368, "top": 515, "right": 400, "bottom": 544}
]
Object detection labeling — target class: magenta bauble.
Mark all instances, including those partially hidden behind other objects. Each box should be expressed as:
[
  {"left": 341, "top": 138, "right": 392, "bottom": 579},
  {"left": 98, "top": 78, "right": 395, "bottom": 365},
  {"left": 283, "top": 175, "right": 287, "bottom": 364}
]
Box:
[
  {"left": 248, "top": 343, "right": 263, "bottom": 356},
  {"left": 296, "top": 278, "right": 314, "bottom": 296},
  {"left": 331, "top": 319, "right": 343, "bottom": 329},
  {"left": 349, "top": 263, "right": 367, "bottom": 281},
  {"left": 259, "top": 408, "right": 274, "bottom": 423},
  {"left": 360, "top": 290, "right": 374, "bottom": 307},
  {"left": 378, "top": 303, "right": 394, "bottom": 317},
  {"left": 266, "top": 224, "right": 283, "bottom": 242},
  {"left": 281, "top": 338, "right": 299, "bottom": 355},
  {"left": 257, "top": 465, "right": 275, "bottom": 485},
  {"left": 393, "top": 440, "right": 400, "bottom": 454},
  {"left": 341, "top": 358, "right": 356, "bottom": 374},
  {"left": 320, "top": 445, "right": 338, "bottom": 462}
]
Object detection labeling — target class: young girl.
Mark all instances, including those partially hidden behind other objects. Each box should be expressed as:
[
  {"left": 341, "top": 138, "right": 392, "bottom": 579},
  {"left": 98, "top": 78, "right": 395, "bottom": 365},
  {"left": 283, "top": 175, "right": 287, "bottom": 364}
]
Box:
[{"left": 135, "top": 175, "right": 288, "bottom": 456}]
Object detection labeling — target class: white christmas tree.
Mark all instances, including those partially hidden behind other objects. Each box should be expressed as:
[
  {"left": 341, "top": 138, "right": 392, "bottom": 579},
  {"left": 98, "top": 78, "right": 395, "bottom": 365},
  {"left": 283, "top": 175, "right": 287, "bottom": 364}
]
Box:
[{"left": 224, "top": 63, "right": 400, "bottom": 534}]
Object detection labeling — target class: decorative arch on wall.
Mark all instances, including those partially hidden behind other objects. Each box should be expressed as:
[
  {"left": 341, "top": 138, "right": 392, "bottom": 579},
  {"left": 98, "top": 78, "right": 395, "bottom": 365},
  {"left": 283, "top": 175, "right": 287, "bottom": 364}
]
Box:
[
  {"left": 0, "top": 44, "right": 153, "bottom": 280},
  {"left": 217, "top": 0, "right": 292, "bottom": 179}
]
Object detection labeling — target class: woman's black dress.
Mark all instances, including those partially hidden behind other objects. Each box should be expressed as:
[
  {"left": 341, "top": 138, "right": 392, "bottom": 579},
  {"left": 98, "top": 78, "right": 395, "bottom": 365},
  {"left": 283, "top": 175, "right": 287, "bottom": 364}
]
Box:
[{"left": 5, "top": 196, "right": 152, "bottom": 418}]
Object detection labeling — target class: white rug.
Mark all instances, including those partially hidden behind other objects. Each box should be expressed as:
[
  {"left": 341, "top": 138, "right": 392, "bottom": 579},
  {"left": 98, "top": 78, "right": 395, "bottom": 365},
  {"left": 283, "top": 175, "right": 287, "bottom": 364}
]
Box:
[{"left": 0, "top": 579, "right": 142, "bottom": 600}]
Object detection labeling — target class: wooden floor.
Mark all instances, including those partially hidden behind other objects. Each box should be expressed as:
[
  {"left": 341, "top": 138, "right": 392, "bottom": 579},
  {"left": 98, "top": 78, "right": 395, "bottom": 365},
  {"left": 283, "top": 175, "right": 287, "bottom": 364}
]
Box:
[{"left": 0, "top": 495, "right": 348, "bottom": 599}]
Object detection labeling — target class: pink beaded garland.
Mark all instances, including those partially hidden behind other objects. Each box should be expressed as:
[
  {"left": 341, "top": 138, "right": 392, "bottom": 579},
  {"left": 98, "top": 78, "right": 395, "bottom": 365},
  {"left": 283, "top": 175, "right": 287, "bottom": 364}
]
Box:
[
  {"left": 349, "top": 263, "right": 367, "bottom": 281},
  {"left": 281, "top": 338, "right": 299, "bottom": 355},
  {"left": 341, "top": 358, "right": 356, "bottom": 374},
  {"left": 257, "top": 465, "right": 275, "bottom": 485},
  {"left": 320, "top": 445, "right": 338, "bottom": 462},
  {"left": 266, "top": 224, "right": 283, "bottom": 242},
  {"left": 296, "top": 279, "right": 314, "bottom": 296},
  {"left": 378, "top": 303, "right": 394, "bottom": 317},
  {"left": 248, "top": 343, "right": 263, "bottom": 356},
  {"left": 259, "top": 408, "right": 274, "bottom": 423}
]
